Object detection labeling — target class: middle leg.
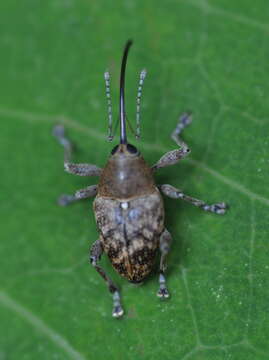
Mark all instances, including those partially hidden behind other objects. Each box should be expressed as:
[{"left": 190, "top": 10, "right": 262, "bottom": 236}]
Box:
[
  {"left": 160, "top": 184, "right": 227, "bottom": 215},
  {"left": 58, "top": 185, "right": 98, "bottom": 206}
]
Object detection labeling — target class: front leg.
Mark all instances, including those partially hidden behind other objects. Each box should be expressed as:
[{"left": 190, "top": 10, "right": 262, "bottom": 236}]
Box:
[
  {"left": 53, "top": 125, "right": 102, "bottom": 176},
  {"left": 152, "top": 113, "right": 192, "bottom": 171},
  {"left": 160, "top": 184, "right": 228, "bottom": 215},
  {"left": 90, "top": 239, "right": 124, "bottom": 318},
  {"left": 58, "top": 185, "right": 98, "bottom": 206}
]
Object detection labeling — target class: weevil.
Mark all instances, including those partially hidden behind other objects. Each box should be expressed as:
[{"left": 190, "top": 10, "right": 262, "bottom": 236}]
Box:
[{"left": 53, "top": 40, "right": 228, "bottom": 318}]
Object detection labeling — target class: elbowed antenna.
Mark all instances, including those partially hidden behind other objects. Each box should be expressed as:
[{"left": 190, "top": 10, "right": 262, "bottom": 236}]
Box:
[
  {"left": 104, "top": 71, "right": 113, "bottom": 141},
  {"left": 120, "top": 40, "right": 133, "bottom": 144},
  {"left": 135, "top": 69, "right": 147, "bottom": 139}
]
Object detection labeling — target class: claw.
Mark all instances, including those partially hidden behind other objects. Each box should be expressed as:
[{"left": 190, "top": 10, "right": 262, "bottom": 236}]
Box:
[
  {"left": 52, "top": 124, "right": 72, "bottom": 149},
  {"left": 214, "top": 202, "right": 228, "bottom": 215},
  {"left": 179, "top": 112, "right": 192, "bottom": 127},
  {"left": 57, "top": 194, "right": 75, "bottom": 206},
  {"left": 204, "top": 202, "right": 228, "bottom": 215},
  {"left": 112, "top": 305, "right": 124, "bottom": 318},
  {"left": 157, "top": 273, "right": 170, "bottom": 299},
  {"left": 157, "top": 287, "right": 170, "bottom": 299},
  {"left": 52, "top": 124, "right": 65, "bottom": 138},
  {"left": 112, "top": 291, "right": 124, "bottom": 319}
]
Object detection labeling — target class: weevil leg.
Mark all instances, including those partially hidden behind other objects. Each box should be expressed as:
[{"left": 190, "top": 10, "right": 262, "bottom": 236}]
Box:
[
  {"left": 58, "top": 185, "right": 98, "bottom": 206},
  {"left": 157, "top": 228, "right": 172, "bottom": 299},
  {"left": 90, "top": 239, "right": 124, "bottom": 318},
  {"left": 152, "top": 113, "right": 192, "bottom": 171},
  {"left": 160, "top": 184, "right": 228, "bottom": 215},
  {"left": 53, "top": 125, "right": 102, "bottom": 176},
  {"left": 171, "top": 112, "right": 192, "bottom": 147},
  {"left": 152, "top": 147, "right": 190, "bottom": 171}
]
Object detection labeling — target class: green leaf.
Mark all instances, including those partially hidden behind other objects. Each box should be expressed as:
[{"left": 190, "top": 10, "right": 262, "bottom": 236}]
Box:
[{"left": 1, "top": 0, "right": 269, "bottom": 359}]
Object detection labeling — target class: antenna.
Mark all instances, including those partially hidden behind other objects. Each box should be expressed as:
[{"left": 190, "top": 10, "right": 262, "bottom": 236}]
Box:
[
  {"left": 104, "top": 71, "right": 113, "bottom": 141},
  {"left": 119, "top": 40, "right": 133, "bottom": 144},
  {"left": 135, "top": 69, "right": 147, "bottom": 139}
]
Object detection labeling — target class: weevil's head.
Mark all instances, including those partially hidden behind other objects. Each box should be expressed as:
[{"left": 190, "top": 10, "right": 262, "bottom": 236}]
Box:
[
  {"left": 99, "top": 42, "right": 154, "bottom": 198},
  {"left": 109, "top": 40, "right": 141, "bottom": 159},
  {"left": 110, "top": 142, "right": 140, "bottom": 158}
]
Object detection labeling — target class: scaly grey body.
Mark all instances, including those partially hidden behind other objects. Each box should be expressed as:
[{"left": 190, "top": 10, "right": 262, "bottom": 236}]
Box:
[{"left": 94, "top": 191, "right": 164, "bottom": 283}]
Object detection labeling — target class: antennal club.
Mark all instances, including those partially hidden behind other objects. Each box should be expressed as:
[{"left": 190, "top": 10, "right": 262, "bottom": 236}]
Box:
[
  {"left": 135, "top": 69, "right": 147, "bottom": 139},
  {"left": 104, "top": 71, "right": 113, "bottom": 141}
]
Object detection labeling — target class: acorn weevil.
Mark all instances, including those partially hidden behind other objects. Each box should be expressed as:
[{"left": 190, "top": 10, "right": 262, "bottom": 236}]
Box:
[{"left": 53, "top": 40, "right": 228, "bottom": 318}]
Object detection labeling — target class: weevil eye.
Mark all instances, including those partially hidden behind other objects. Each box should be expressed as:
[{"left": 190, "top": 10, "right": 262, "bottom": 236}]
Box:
[
  {"left": 126, "top": 143, "right": 139, "bottom": 155},
  {"left": 111, "top": 145, "right": 119, "bottom": 155}
]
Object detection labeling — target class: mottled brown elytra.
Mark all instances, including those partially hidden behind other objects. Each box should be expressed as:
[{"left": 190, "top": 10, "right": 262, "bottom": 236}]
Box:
[{"left": 53, "top": 40, "right": 228, "bottom": 318}]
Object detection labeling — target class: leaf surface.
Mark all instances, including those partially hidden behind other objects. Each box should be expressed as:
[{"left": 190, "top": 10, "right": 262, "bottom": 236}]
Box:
[{"left": 0, "top": 1, "right": 269, "bottom": 359}]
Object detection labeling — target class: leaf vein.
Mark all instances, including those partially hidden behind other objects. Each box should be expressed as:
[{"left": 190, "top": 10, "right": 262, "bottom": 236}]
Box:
[{"left": 0, "top": 290, "right": 86, "bottom": 360}]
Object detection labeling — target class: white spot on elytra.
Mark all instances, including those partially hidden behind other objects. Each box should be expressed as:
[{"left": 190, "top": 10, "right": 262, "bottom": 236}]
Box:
[
  {"left": 121, "top": 202, "right": 128, "bottom": 210},
  {"left": 119, "top": 171, "right": 125, "bottom": 180}
]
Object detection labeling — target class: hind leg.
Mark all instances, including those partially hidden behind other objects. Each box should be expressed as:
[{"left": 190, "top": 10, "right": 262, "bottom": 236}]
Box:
[
  {"left": 157, "top": 228, "right": 172, "bottom": 299},
  {"left": 90, "top": 239, "right": 124, "bottom": 318}
]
